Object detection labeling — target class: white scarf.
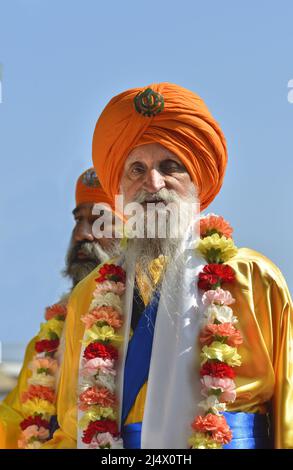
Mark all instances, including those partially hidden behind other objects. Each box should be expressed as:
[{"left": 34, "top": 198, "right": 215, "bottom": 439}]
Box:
[{"left": 141, "top": 226, "right": 204, "bottom": 448}]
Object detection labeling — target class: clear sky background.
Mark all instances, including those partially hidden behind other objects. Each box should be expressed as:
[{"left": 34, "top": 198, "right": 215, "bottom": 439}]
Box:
[{"left": 0, "top": 0, "right": 293, "bottom": 348}]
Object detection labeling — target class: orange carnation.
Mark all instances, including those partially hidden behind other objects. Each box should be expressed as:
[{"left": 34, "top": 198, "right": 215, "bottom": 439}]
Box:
[
  {"left": 200, "top": 214, "right": 233, "bottom": 239},
  {"left": 199, "top": 323, "right": 243, "bottom": 347},
  {"left": 192, "top": 413, "right": 232, "bottom": 445},
  {"left": 45, "top": 303, "right": 67, "bottom": 321},
  {"left": 81, "top": 306, "right": 123, "bottom": 330},
  {"left": 79, "top": 386, "right": 116, "bottom": 408},
  {"left": 21, "top": 385, "right": 56, "bottom": 404}
]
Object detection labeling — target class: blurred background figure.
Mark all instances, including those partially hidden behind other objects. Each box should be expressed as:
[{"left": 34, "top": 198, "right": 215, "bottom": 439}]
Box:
[{"left": 0, "top": 168, "right": 120, "bottom": 448}]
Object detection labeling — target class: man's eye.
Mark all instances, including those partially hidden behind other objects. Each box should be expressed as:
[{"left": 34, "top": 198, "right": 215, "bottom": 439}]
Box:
[
  {"left": 131, "top": 165, "right": 145, "bottom": 175},
  {"left": 160, "top": 160, "right": 186, "bottom": 174}
]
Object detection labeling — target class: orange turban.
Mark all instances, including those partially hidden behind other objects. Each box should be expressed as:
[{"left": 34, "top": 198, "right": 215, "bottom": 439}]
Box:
[
  {"left": 92, "top": 82, "right": 228, "bottom": 211},
  {"left": 75, "top": 168, "right": 113, "bottom": 208}
]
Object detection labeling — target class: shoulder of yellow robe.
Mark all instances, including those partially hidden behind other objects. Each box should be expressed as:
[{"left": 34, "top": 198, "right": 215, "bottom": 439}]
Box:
[
  {"left": 0, "top": 336, "right": 37, "bottom": 449},
  {"left": 228, "top": 247, "right": 293, "bottom": 449},
  {"left": 229, "top": 247, "right": 292, "bottom": 295}
]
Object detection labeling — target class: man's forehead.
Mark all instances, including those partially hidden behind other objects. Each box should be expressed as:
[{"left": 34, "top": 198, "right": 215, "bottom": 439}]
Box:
[
  {"left": 126, "top": 143, "right": 181, "bottom": 165},
  {"left": 73, "top": 202, "right": 94, "bottom": 215}
]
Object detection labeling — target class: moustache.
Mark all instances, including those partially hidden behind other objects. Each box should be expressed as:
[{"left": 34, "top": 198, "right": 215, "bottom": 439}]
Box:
[
  {"left": 134, "top": 189, "right": 180, "bottom": 205},
  {"left": 68, "top": 240, "right": 100, "bottom": 264}
]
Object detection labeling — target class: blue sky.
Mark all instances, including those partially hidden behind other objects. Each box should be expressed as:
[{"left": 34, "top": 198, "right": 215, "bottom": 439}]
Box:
[{"left": 0, "top": 0, "right": 293, "bottom": 347}]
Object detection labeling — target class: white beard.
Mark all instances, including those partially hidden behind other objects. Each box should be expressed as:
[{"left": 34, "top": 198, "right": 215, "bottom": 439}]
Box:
[{"left": 125, "top": 188, "right": 198, "bottom": 287}]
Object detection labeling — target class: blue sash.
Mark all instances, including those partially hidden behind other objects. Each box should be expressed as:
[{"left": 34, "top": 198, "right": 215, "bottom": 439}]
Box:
[
  {"left": 122, "top": 412, "right": 272, "bottom": 449},
  {"left": 49, "top": 415, "right": 59, "bottom": 439},
  {"left": 223, "top": 412, "right": 272, "bottom": 449},
  {"left": 121, "top": 292, "right": 160, "bottom": 425}
]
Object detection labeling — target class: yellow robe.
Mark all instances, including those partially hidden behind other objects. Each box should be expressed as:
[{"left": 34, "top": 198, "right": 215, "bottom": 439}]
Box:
[
  {"left": 0, "top": 337, "right": 37, "bottom": 448},
  {"left": 0, "top": 301, "right": 67, "bottom": 449},
  {"left": 1, "top": 248, "right": 293, "bottom": 448}
]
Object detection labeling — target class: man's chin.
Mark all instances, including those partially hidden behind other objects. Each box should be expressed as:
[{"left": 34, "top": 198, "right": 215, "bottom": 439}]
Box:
[{"left": 66, "top": 260, "right": 100, "bottom": 286}]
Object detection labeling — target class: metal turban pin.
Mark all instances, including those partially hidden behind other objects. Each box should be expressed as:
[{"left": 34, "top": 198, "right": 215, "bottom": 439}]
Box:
[
  {"left": 82, "top": 168, "right": 101, "bottom": 188},
  {"left": 134, "top": 87, "right": 165, "bottom": 117}
]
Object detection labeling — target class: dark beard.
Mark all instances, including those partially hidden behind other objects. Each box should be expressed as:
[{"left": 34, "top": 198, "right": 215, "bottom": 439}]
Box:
[{"left": 63, "top": 238, "right": 107, "bottom": 286}]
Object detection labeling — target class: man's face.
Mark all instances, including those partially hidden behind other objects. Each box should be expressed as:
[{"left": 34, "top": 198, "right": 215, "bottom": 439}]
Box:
[
  {"left": 72, "top": 202, "right": 116, "bottom": 252},
  {"left": 120, "top": 143, "right": 195, "bottom": 205},
  {"left": 64, "top": 202, "right": 118, "bottom": 286},
  {"left": 120, "top": 143, "right": 198, "bottom": 282}
]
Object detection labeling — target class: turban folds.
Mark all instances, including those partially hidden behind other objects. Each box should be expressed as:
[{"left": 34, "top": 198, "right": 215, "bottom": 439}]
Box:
[
  {"left": 75, "top": 168, "right": 113, "bottom": 208},
  {"left": 92, "top": 82, "right": 228, "bottom": 210}
]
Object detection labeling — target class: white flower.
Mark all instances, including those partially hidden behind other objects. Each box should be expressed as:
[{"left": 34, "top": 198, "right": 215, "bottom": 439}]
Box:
[
  {"left": 202, "top": 304, "right": 237, "bottom": 325},
  {"left": 198, "top": 395, "right": 227, "bottom": 415},
  {"left": 28, "top": 374, "right": 55, "bottom": 388},
  {"left": 94, "top": 371, "right": 116, "bottom": 393},
  {"left": 110, "top": 438, "right": 124, "bottom": 449},
  {"left": 90, "top": 293, "right": 122, "bottom": 313},
  {"left": 79, "top": 378, "right": 96, "bottom": 391}
]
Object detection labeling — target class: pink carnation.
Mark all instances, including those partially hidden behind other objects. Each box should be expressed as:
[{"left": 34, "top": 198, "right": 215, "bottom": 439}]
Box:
[
  {"left": 21, "top": 424, "right": 50, "bottom": 441},
  {"left": 81, "top": 306, "right": 123, "bottom": 330},
  {"left": 94, "top": 281, "right": 125, "bottom": 296},
  {"left": 81, "top": 357, "right": 115, "bottom": 377},
  {"left": 88, "top": 432, "right": 120, "bottom": 448},
  {"left": 202, "top": 288, "right": 235, "bottom": 306},
  {"left": 199, "top": 322, "right": 243, "bottom": 347},
  {"left": 201, "top": 376, "right": 236, "bottom": 402}
]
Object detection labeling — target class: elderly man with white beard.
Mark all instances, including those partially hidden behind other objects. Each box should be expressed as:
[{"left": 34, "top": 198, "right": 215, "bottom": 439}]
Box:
[
  {"left": 41, "top": 83, "right": 293, "bottom": 450},
  {"left": 0, "top": 168, "right": 120, "bottom": 449}
]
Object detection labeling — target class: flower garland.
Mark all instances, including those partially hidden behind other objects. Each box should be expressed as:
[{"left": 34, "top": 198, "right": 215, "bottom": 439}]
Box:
[
  {"left": 188, "top": 214, "right": 243, "bottom": 449},
  {"left": 78, "top": 264, "right": 126, "bottom": 449},
  {"left": 18, "top": 300, "right": 68, "bottom": 449},
  {"left": 77, "top": 214, "right": 241, "bottom": 449}
]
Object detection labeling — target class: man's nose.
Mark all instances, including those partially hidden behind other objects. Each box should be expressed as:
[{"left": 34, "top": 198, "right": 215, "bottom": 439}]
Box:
[
  {"left": 143, "top": 168, "right": 165, "bottom": 193},
  {"left": 73, "top": 221, "right": 94, "bottom": 243}
]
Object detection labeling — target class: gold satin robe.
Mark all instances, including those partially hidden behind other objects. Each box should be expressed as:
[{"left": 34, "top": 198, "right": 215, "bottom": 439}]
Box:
[
  {"left": 0, "top": 337, "right": 37, "bottom": 448},
  {"left": 1, "top": 247, "right": 292, "bottom": 448}
]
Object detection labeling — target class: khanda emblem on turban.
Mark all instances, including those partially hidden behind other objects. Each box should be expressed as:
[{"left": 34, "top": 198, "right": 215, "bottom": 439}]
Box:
[
  {"left": 82, "top": 168, "right": 101, "bottom": 188},
  {"left": 134, "top": 87, "right": 165, "bottom": 117}
]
